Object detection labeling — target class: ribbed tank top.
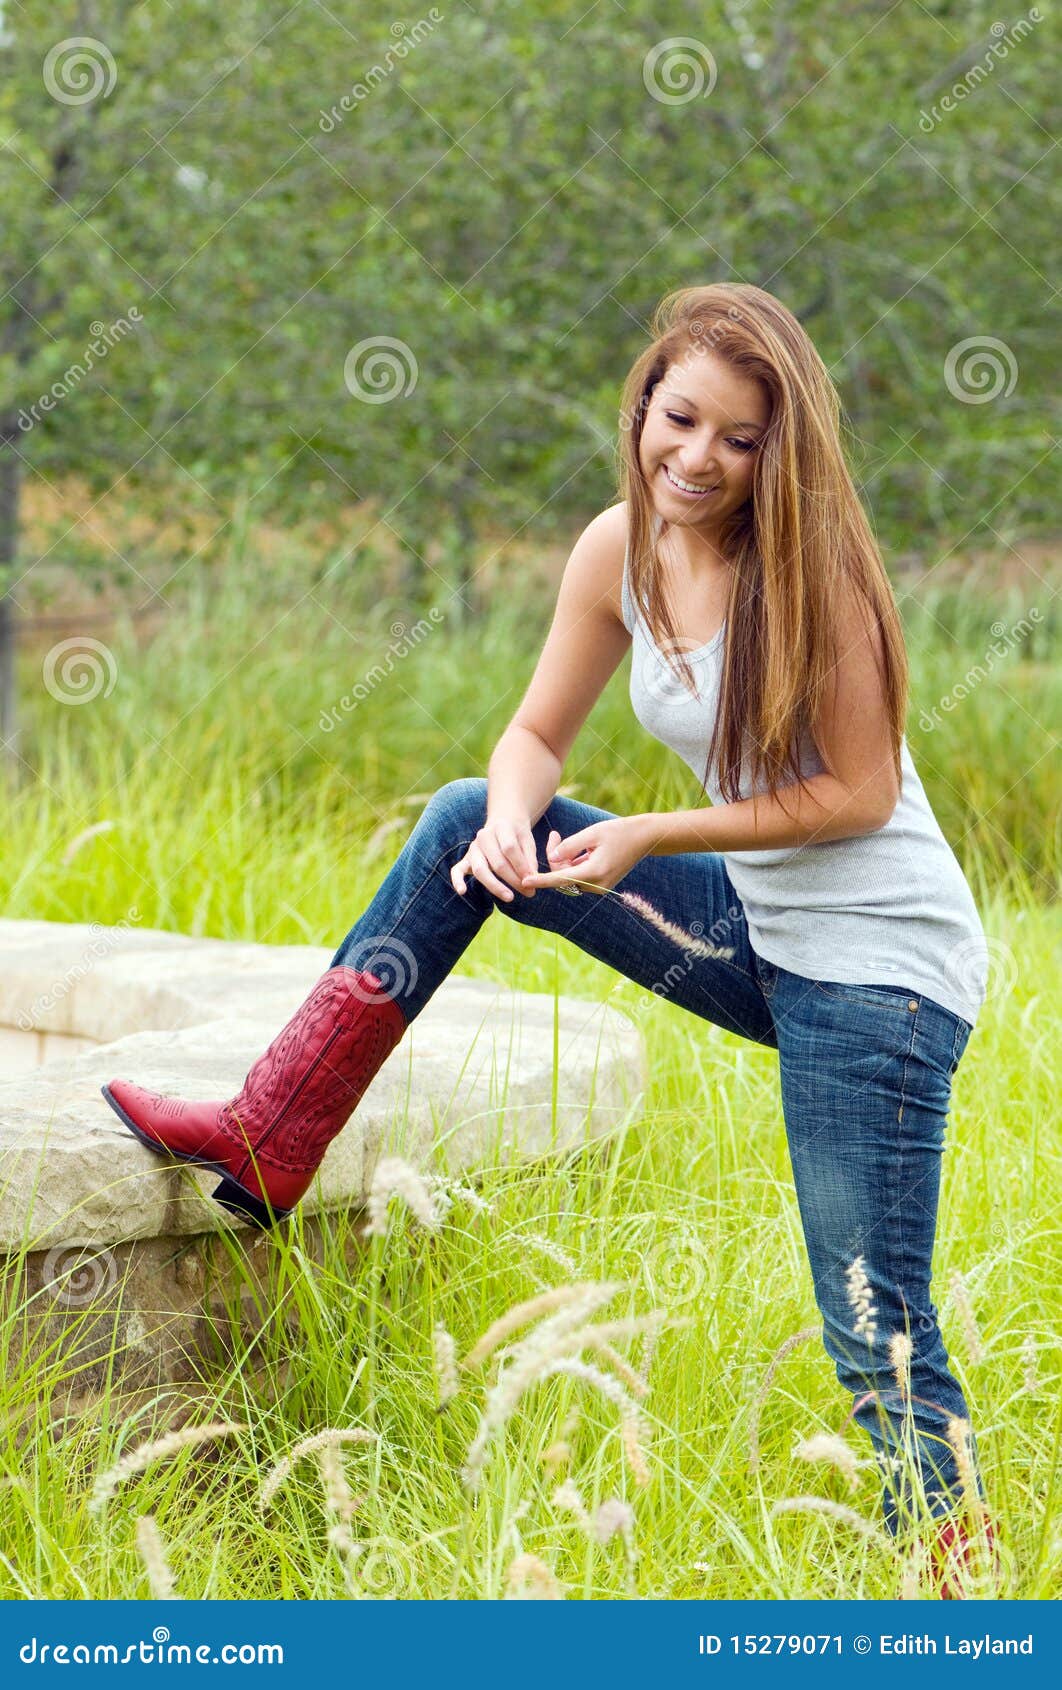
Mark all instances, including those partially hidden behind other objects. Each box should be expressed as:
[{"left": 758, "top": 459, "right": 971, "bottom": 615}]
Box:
[{"left": 621, "top": 520, "right": 989, "bottom": 1026}]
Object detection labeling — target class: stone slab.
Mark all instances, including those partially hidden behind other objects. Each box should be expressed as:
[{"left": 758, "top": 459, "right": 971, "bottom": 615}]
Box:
[{"left": 0, "top": 918, "right": 647, "bottom": 1250}]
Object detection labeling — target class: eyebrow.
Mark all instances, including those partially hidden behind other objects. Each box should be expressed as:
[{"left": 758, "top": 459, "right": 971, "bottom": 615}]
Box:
[{"left": 660, "top": 389, "right": 766, "bottom": 432}]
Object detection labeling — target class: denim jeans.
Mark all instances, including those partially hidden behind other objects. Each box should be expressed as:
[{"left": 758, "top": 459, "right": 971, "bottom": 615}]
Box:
[{"left": 330, "top": 777, "right": 982, "bottom": 1534}]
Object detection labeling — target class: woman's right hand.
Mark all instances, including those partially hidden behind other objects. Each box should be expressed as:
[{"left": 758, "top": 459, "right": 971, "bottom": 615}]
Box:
[{"left": 451, "top": 817, "right": 561, "bottom": 902}]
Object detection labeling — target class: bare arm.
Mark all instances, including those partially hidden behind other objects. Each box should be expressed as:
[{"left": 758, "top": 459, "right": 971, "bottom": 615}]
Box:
[
  {"left": 486, "top": 724, "right": 561, "bottom": 829},
  {"left": 453, "top": 504, "right": 631, "bottom": 900}
]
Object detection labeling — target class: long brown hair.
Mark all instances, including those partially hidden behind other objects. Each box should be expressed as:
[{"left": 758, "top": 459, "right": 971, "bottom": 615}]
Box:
[{"left": 616, "top": 282, "right": 908, "bottom": 811}]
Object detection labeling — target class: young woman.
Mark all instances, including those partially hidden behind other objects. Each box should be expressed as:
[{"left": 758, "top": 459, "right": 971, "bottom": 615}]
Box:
[{"left": 103, "top": 282, "right": 995, "bottom": 1587}]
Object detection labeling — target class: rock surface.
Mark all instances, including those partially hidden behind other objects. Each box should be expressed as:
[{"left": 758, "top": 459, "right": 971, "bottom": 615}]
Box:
[{"left": 0, "top": 918, "right": 647, "bottom": 1250}]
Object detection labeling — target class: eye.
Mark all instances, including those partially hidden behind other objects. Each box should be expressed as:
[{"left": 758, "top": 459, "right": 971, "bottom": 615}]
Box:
[{"left": 664, "top": 413, "right": 758, "bottom": 452}]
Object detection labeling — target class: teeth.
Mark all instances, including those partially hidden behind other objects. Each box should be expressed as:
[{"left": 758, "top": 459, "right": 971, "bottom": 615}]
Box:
[{"left": 665, "top": 465, "right": 714, "bottom": 494}]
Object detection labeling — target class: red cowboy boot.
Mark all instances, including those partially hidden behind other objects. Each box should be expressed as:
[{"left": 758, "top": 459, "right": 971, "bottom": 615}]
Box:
[
  {"left": 923, "top": 1514, "right": 1001, "bottom": 1599},
  {"left": 101, "top": 966, "right": 407, "bottom": 1228}
]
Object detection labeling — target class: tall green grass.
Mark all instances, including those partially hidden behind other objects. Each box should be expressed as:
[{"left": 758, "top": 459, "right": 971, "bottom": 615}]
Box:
[{"left": 1, "top": 534, "right": 1058, "bottom": 1598}]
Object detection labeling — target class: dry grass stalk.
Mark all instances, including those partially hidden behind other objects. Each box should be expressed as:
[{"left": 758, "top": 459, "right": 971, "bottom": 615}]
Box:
[
  {"left": 949, "top": 1271, "right": 985, "bottom": 1362},
  {"left": 1021, "top": 1333, "right": 1039, "bottom": 1393},
  {"left": 519, "top": 1233, "right": 578, "bottom": 1273},
  {"left": 794, "top": 1432, "right": 863, "bottom": 1492},
  {"left": 134, "top": 1514, "right": 179, "bottom": 1599},
  {"left": 747, "top": 1326, "right": 818, "bottom": 1472},
  {"left": 771, "top": 1495, "right": 887, "bottom": 1543},
  {"left": 257, "top": 1428, "right": 377, "bottom": 1512},
  {"left": 90, "top": 1421, "right": 246, "bottom": 1516},
  {"left": 461, "top": 1283, "right": 621, "bottom": 1371},
  {"left": 540, "top": 1440, "right": 571, "bottom": 1474},
  {"left": 433, "top": 1322, "right": 459, "bottom": 1409},
  {"left": 462, "top": 1323, "right": 644, "bottom": 1491},
  {"left": 505, "top": 1552, "right": 566, "bottom": 1600},
  {"left": 617, "top": 891, "right": 736, "bottom": 960},
  {"left": 363, "top": 1156, "right": 440, "bottom": 1236},
  {"left": 637, "top": 1313, "right": 664, "bottom": 1390},
  {"left": 552, "top": 1479, "right": 591, "bottom": 1530},
  {"left": 845, "top": 1256, "right": 877, "bottom": 1346},
  {"left": 593, "top": 1497, "right": 635, "bottom": 1546},
  {"left": 622, "top": 1412, "right": 650, "bottom": 1488},
  {"left": 888, "top": 1331, "right": 913, "bottom": 1402},
  {"left": 317, "top": 1444, "right": 359, "bottom": 1523},
  {"left": 945, "top": 1416, "right": 987, "bottom": 1524}
]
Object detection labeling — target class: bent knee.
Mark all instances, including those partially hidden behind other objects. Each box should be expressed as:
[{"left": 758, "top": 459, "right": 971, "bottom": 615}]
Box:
[{"left": 419, "top": 777, "right": 488, "bottom": 838}]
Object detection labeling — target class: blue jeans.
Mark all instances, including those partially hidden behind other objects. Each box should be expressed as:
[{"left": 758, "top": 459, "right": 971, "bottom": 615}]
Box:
[{"left": 330, "top": 777, "right": 982, "bottom": 1534}]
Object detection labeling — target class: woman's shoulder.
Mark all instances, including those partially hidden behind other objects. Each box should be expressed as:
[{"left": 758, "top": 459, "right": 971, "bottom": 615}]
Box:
[{"left": 570, "top": 502, "right": 631, "bottom": 630}]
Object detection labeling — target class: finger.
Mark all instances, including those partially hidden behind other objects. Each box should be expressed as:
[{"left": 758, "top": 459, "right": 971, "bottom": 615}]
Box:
[
  {"left": 469, "top": 847, "right": 517, "bottom": 903},
  {"left": 497, "top": 832, "right": 536, "bottom": 897},
  {"left": 516, "top": 830, "right": 540, "bottom": 894}
]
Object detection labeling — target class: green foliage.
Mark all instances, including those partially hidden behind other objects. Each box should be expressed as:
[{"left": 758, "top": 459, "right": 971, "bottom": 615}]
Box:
[{"left": 1, "top": 0, "right": 1058, "bottom": 571}]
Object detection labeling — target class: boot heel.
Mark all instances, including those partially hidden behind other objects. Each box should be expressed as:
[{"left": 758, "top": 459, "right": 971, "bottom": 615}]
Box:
[{"left": 212, "top": 1174, "right": 292, "bottom": 1231}]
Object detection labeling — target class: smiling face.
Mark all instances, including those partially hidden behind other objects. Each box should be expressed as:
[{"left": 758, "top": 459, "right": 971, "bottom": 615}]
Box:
[{"left": 638, "top": 348, "right": 770, "bottom": 549}]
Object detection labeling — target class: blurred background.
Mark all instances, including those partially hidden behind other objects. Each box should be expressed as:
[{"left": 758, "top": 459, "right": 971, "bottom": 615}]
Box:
[{"left": 1, "top": 0, "right": 1058, "bottom": 932}]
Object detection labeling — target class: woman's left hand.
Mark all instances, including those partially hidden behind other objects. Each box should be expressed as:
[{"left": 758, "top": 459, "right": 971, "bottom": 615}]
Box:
[{"left": 520, "top": 815, "right": 656, "bottom": 895}]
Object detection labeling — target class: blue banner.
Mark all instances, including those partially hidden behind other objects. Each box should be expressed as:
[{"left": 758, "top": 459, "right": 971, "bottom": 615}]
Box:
[{"left": 2, "top": 1600, "right": 1056, "bottom": 1684}]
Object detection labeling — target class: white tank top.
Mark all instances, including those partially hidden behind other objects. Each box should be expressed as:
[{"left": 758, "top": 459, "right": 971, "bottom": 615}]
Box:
[{"left": 621, "top": 521, "right": 989, "bottom": 1025}]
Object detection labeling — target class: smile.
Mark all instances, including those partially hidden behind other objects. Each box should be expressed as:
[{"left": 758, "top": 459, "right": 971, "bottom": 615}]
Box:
[{"left": 662, "top": 464, "right": 718, "bottom": 497}]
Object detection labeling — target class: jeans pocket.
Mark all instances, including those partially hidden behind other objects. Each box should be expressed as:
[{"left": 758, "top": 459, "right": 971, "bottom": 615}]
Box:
[{"left": 812, "top": 978, "right": 920, "bottom": 1015}]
